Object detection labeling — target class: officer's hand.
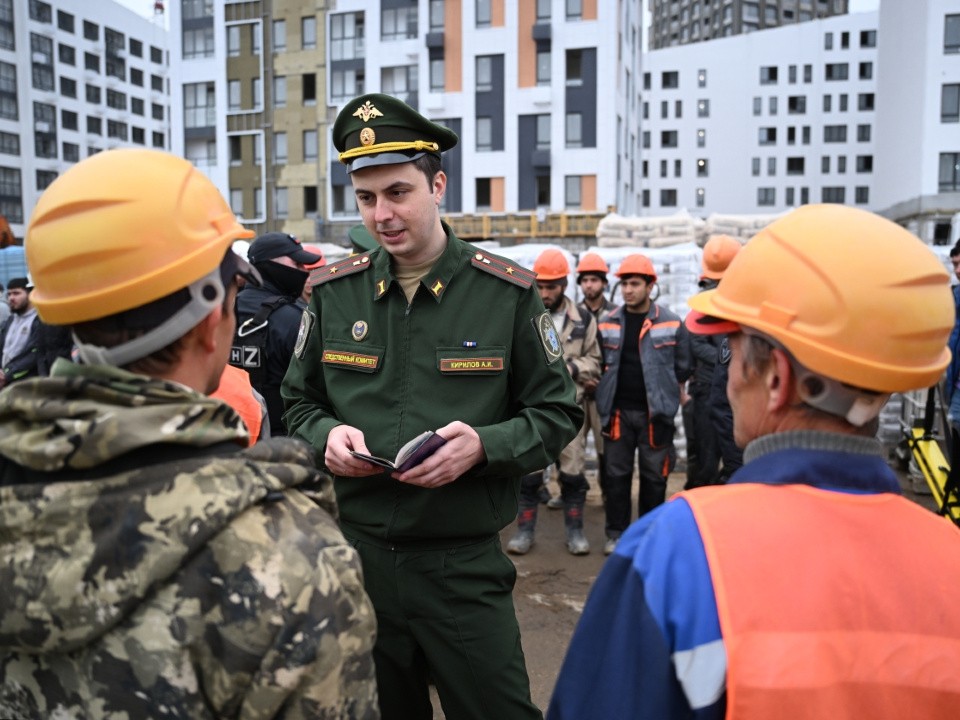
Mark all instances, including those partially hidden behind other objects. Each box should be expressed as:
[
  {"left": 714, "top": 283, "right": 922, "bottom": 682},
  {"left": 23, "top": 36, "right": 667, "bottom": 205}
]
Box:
[
  {"left": 325, "top": 424, "right": 382, "bottom": 477},
  {"left": 393, "top": 421, "right": 485, "bottom": 489}
]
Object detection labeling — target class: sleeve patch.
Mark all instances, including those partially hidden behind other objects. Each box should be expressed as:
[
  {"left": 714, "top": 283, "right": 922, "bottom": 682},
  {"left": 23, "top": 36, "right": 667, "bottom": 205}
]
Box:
[
  {"left": 534, "top": 311, "right": 564, "bottom": 365},
  {"left": 294, "top": 309, "right": 316, "bottom": 360}
]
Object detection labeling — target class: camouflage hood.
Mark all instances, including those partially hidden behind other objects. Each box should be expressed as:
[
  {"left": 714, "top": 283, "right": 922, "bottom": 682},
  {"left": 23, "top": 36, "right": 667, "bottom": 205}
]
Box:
[{"left": 0, "top": 362, "right": 337, "bottom": 655}]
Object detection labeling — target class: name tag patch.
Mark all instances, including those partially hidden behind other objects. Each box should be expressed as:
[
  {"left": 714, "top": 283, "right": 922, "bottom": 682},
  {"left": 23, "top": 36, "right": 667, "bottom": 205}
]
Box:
[
  {"left": 439, "top": 357, "right": 505, "bottom": 373},
  {"left": 322, "top": 350, "right": 381, "bottom": 371}
]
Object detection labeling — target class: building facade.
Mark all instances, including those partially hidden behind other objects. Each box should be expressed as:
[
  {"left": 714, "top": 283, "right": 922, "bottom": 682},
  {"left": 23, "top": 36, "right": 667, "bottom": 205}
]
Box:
[
  {"left": 0, "top": 0, "right": 169, "bottom": 240},
  {"left": 647, "top": 0, "right": 849, "bottom": 49},
  {"left": 640, "top": 9, "right": 879, "bottom": 216}
]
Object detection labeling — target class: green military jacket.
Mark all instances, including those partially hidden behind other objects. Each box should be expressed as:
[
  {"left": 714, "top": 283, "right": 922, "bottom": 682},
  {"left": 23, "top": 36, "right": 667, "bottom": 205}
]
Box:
[
  {"left": 0, "top": 361, "right": 377, "bottom": 719},
  {"left": 282, "top": 226, "right": 582, "bottom": 546}
]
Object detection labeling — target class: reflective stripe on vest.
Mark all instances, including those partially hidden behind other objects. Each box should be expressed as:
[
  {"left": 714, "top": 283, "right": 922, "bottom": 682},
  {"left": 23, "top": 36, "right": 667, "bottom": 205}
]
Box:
[{"left": 683, "top": 483, "right": 960, "bottom": 719}]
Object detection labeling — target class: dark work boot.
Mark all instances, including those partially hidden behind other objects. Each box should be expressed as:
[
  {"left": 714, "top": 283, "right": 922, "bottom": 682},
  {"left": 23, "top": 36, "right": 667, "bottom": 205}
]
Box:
[
  {"left": 563, "top": 503, "right": 590, "bottom": 555},
  {"left": 507, "top": 504, "right": 538, "bottom": 555}
]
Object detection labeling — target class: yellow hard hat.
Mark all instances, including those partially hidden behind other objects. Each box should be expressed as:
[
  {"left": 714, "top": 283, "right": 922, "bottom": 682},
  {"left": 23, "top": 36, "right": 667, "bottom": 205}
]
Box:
[
  {"left": 534, "top": 249, "right": 570, "bottom": 281},
  {"left": 687, "top": 204, "right": 952, "bottom": 393},
  {"left": 27, "top": 148, "right": 254, "bottom": 325}
]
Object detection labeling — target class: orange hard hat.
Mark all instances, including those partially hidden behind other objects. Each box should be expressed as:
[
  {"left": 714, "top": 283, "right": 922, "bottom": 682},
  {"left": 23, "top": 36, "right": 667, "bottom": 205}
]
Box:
[
  {"left": 687, "top": 204, "right": 953, "bottom": 393},
  {"left": 616, "top": 253, "right": 657, "bottom": 281},
  {"left": 301, "top": 243, "right": 326, "bottom": 270},
  {"left": 534, "top": 248, "right": 570, "bottom": 281},
  {"left": 576, "top": 252, "right": 609, "bottom": 275},
  {"left": 700, "top": 234, "right": 742, "bottom": 281}
]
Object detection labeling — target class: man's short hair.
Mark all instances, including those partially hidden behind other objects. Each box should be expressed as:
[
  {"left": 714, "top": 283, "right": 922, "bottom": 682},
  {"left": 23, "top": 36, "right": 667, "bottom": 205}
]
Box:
[{"left": 951, "top": 241, "right": 960, "bottom": 259}]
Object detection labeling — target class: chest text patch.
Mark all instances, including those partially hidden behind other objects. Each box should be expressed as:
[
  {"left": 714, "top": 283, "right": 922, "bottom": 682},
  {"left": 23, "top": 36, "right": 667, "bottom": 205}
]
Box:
[
  {"left": 439, "top": 357, "right": 505, "bottom": 373},
  {"left": 322, "top": 350, "right": 381, "bottom": 370}
]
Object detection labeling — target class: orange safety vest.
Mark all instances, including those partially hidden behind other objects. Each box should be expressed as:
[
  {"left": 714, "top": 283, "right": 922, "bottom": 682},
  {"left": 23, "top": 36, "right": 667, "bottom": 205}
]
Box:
[
  {"left": 684, "top": 483, "right": 960, "bottom": 719},
  {"left": 212, "top": 364, "right": 262, "bottom": 445}
]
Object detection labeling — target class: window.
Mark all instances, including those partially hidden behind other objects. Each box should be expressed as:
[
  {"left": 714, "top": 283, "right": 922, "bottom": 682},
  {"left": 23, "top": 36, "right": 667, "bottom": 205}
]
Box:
[
  {"left": 106, "top": 89, "right": 126, "bottom": 110},
  {"left": 430, "top": 59, "right": 444, "bottom": 92},
  {"left": 659, "top": 159, "right": 667, "bottom": 178},
  {"left": 0, "top": 166, "right": 22, "bottom": 223},
  {"left": 676, "top": 100, "right": 682, "bottom": 118},
  {"left": 825, "top": 63, "right": 849, "bottom": 81},
  {"left": 824, "top": 125, "right": 847, "bottom": 142},
  {"left": 856, "top": 155, "right": 873, "bottom": 173},
  {"left": 939, "top": 152, "right": 959, "bottom": 191},
  {"left": 130, "top": 68, "right": 143, "bottom": 87},
  {"left": 943, "top": 84, "right": 960, "bottom": 122},
  {"left": 858, "top": 93, "right": 875, "bottom": 111},
  {"left": 566, "top": 0, "right": 583, "bottom": 21},
  {"left": 860, "top": 29, "right": 877, "bottom": 48},
  {"left": 300, "top": 74, "right": 316, "bottom": 106},
  {"left": 698, "top": 69, "right": 706, "bottom": 88},
  {"left": 535, "top": 114, "right": 550, "bottom": 150},
  {"left": 58, "top": 43, "right": 75, "bottom": 65},
  {"left": 151, "top": 74, "right": 164, "bottom": 92},
  {"left": 107, "top": 119, "right": 128, "bottom": 141},
  {"left": 227, "top": 80, "right": 241, "bottom": 111},
  {"left": 857, "top": 124, "right": 871, "bottom": 142},
  {"left": 859, "top": 61, "right": 873, "bottom": 80},
  {"left": 382, "top": 6, "right": 418, "bottom": 40},
  {"left": 787, "top": 157, "right": 805, "bottom": 175},
  {"left": 302, "top": 16, "right": 317, "bottom": 49},
  {"left": 131, "top": 97, "right": 144, "bottom": 116},
  {"left": 786, "top": 187, "right": 795, "bottom": 206},
  {"left": 274, "top": 132, "right": 287, "bottom": 163},
  {"left": 151, "top": 102, "right": 163, "bottom": 120},
  {"left": 767, "top": 157, "right": 776, "bottom": 176},
  {"left": 130, "top": 38, "right": 143, "bottom": 57},
  {"left": 565, "top": 175, "right": 582, "bottom": 208},
  {"left": 56, "top": 9, "right": 73, "bottom": 32},
  {"left": 184, "top": 82, "right": 215, "bottom": 128},
  {"left": 227, "top": 25, "right": 241, "bottom": 56},
  {"left": 788, "top": 95, "right": 806, "bottom": 114},
  {"left": 0, "top": 131, "right": 18, "bottom": 155},
  {"left": 697, "top": 129, "right": 706, "bottom": 148},
  {"left": 85, "top": 84, "right": 101, "bottom": 104},
  {"left": 476, "top": 0, "right": 491, "bottom": 27},
  {"left": 696, "top": 188, "right": 705, "bottom": 208},
  {"left": 841, "top": 31, "right": 849, "bottom": 49},
  {"left": 758, "top": 127, "right": 777, "bottom": 145},
  {"left": 274, "top": 187, "right": 288, "bottom": 218},
  {"left": 660, "top": 189, "right": 677, "bottom": 207},
  {"left": 228, "top": 136, "right": 242, "bottom": 165},
  {"left": 565, "top": 113, "right": 582, "bottom": 148},
  {"left": 84, "top": 51, "right": 99, "bottom": 74},
  {"left": 787, "top": 127, "right": 796, "bottom": 145},
  {"left": 60, "top": 76, "right": 77, "bottom": 98},
  {"left": 643, "top": 73, "right": 651, "bottom": 90},
  {"left": 182, "top": 0, "right": 213, "bottom": 20},
  {"left": 566, "top": 49, "right": 583, "bottom": 86},
  {"left": 83, "top": 20, "right": 99, "bottom": 41},
  {"left": 661, "top": 71, "right": 679, "bottom": 89},
  {"left": 824, "top": 32, "right": 833, "bottom": 50},
  {"left": 674, "top": 159, "right": 682, "bottom": 177},
  {"left": 855, "top": 186, "right": 869, "bottom": 204},
  {"left": 477, "top": 56, "right": 493, "bottom": 91},
  {"left": 768, "top": 97, "right": 777, "bottom": 116},
  {"left": 537, "top": 0, "right": 551, "bottom": 21},
  {"left": 475, "top": 177, "right": 492, "bottom": 210},
  {"left": 273, "top": 20, "right": 286, "bottom": 51},
  {"left": 252, "top": 77, "right": 262, "bottom": 108},
  {"left": 757, "top": 187, "right": 776, "bottom": 206},
  {"left": 661, "top": 130, "right": 678, "bottom": 148},
  {"left": 696, "top": 158, "right": 708, "bottom": 177},
  {"left": 838, "top": 156, "right": 846, "bottom": 174},
  {"left": 660, "top": 101, "right": 668, "bottom": 119},
  {"left": 698, "top": 99, "right": 709, "bottom": 117},
  {"left": 642, "top": 131, "right": 650, "bottom": 149},
  {"left": 254, "top": 188, "right": 263, "bottom": 217},
  {"left": 760, "top": 66, "right": 778, "bottom": 85},
  {"left": 803, "top": 64, "right": 812, "bottom": 83},
  {"left": 304, "top": 186, "right": 318, "bottom": 216},
  {"left": 61, "top": 109, "right": 78, "bottom": 130},
  {"left": 839, "top": 93, "right": 848, "bottom": 112},
  {"left": 183, "top": 27, "right": 214, "bottom": 59},
  {"left": 152, "top": 131, "right": 164, "bottom": 149},
  {"left": 331, "top": 12, "right": 365, "bottom": 61},
  {"left": 303, "top": 130, "right": 319, "bottom": 162},
  {"left": 947, "top": 15, "right": 960, "bottom": 54},
  {"left": 150, "top": 45, "right": 163, "bottom": 64},
  {"left": 822, "top": 187, "right": 846, "bottom": 203},
  {"left": 381, "top": 65, "right": 415, "bottom": 103},
  {"left": 36, "top": 169, "right": 57, "bottom": 191},
  {"left": 62, "top": 142, "right": 79, "bottom": 162},
  {"left": 536, "top": 49, "right": 551, "bottom": 85},
  {"left": 789, "top": 65, "right": 797, "bottom": 84},
  {"left": 87, "top": 116, "right": 102, "bottom": 135},
  {"left": 642, "top": 190, "right": 649, "bottom": 208},
  {"left": 752, "top": 158, "right": 760, "bottom": 176},
  {"left": 753, "top": 96, "right": 762, "bottom": 115}
]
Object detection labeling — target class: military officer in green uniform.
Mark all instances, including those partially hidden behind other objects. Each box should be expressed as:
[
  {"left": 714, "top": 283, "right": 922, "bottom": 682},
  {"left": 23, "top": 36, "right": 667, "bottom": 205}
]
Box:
[{"left": 282, "top": 94, "right": 583, "bottom": 720}]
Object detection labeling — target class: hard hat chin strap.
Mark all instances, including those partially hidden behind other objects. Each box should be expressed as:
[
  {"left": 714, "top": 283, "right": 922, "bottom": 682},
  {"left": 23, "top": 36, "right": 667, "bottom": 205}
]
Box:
[{"left": 74, "top": 267, "right": 226, "bottom": 368}]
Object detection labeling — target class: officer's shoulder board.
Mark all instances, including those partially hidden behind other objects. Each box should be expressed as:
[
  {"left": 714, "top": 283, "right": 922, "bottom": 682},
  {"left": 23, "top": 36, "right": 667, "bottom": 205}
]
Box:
[
  {"left": 310, "top": 253, "right": 373, "bottom": 287},
  {"left": 470, "top": 252, "right": 535, "bottom": 289}
]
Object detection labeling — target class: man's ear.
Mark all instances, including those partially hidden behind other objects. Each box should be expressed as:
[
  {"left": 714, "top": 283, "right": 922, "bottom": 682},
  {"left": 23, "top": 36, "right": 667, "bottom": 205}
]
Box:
[
  {"left": 765, "top": 347, "right": 795, "bottom": 412},
  {"left": 193, "top": 306, "right": 224, "bottom": 354}
]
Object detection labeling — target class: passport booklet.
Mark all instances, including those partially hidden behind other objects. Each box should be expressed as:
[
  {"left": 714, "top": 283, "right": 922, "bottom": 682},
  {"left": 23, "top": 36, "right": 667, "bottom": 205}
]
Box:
[{"left": 350, "top": 431, "right": 447, "bottom": 472}]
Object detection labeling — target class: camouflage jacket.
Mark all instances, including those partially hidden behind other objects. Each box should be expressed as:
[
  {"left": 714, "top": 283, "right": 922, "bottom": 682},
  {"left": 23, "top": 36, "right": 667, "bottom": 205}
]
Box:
[{"left": 0, "top": 361, "right": 378, "bottom": 719}]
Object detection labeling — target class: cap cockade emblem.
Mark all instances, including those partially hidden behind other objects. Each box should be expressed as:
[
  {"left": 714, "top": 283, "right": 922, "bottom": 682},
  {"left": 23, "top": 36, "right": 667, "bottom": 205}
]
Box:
[
  {"left": 353, "top": 100, "right": 383, "bottom": 123},
  {"left": 360, "top": 127, "right": 376, "bottom": 146}
]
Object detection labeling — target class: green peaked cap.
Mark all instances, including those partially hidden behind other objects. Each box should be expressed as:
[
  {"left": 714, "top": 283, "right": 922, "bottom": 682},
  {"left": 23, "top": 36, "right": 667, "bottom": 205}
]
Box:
[{"left": 333, "top": 93, "right": 459, "bottom": 173}]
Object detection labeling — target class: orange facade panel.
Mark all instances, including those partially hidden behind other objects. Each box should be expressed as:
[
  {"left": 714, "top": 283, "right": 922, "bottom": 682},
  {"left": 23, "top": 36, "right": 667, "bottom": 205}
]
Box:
[
  {"left": 444, "top": 0, "right": 462, "bottom": 92},
  {"left": 517, "top": 0, "right": 536, "bottom": 88},
  {"left": 492, "top": 0, "right": 505, "bottom": 27},
  {"left": 491, "top": 177, "right": 505, "bottom": 212},
  {"left": 583, "top": 0, "right": 597, "bottom": 21},
  {"left": 582, "top": 175, "right": 597, "bottom": 211}
]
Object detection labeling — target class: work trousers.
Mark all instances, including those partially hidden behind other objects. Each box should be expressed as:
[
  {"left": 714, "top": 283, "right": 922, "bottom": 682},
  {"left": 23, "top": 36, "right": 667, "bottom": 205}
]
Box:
[
  {"left": 603, "top": 408, "right": 675, "bottom": 536},
  {"left": 348, "top": 533, "right": 542, "bottom": 720}
]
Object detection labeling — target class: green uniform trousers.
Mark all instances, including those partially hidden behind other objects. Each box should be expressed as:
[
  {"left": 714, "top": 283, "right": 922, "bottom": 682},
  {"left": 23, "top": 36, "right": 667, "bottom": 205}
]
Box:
[{"left": 348, "top": 533, "right": 542, "bottom": 720}]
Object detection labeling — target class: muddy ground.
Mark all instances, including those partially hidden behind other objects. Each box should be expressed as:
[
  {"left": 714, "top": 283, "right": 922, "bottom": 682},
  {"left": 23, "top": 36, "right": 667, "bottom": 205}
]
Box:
[{"left": 428, "top": 455, "right": 940, "bottom": 718}]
